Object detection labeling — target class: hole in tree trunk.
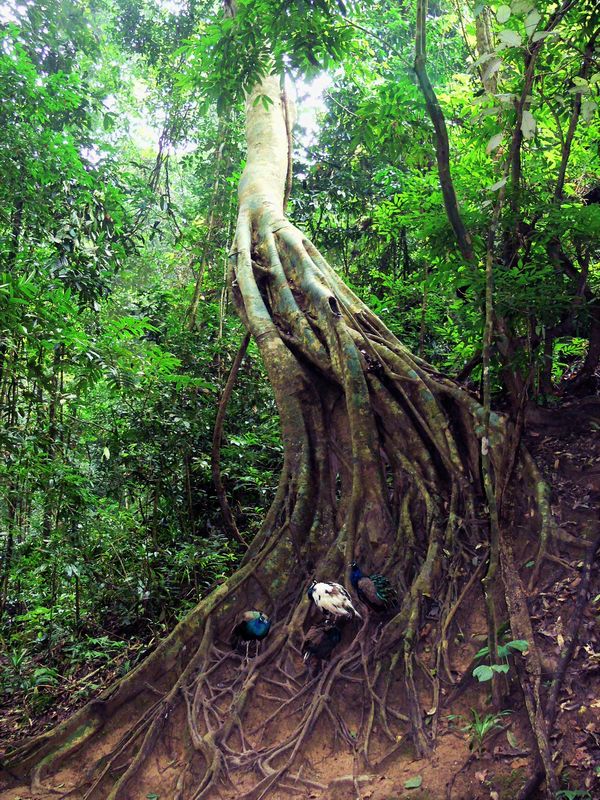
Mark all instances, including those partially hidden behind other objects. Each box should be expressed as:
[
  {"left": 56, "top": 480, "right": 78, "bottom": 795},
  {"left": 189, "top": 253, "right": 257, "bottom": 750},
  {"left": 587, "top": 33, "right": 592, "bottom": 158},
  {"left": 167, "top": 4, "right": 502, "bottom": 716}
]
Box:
[{"left": 328, "top": 296, "right": 341, "bottom": 316}]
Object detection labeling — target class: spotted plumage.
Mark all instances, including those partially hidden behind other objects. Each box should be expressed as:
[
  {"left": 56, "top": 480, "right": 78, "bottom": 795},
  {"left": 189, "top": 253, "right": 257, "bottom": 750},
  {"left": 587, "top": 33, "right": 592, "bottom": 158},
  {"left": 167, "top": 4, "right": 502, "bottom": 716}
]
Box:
[
  {"left": 307, "top": 580, "right": 362, "bottom": 621},
  {"left": 230, "top": 610, "right": 271, "bottom": 649},
  {"left": 349, "top": 563, "right": 398, "bottom": 612},
  {"left": 302, "top": 622, "right": 342, "bottom": 663}
]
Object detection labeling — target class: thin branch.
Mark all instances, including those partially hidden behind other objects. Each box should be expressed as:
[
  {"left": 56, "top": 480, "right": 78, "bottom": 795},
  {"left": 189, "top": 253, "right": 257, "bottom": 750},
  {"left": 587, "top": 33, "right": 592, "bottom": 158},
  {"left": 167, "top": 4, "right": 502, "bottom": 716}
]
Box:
[
  {"left": 211, "top": 333, "right": 251, "bottom": 547},
  {"left": 339, "top": 19, "right": 412, "bottom": 69},
  {"left": 413, "top": 0, "right": 474, "bottom": 264},
  {"left": 554, "top": 31, "right": 599, "bottom": 201},
  {"left": 281, "top": 83, "right": 294, "bottom": 212}
]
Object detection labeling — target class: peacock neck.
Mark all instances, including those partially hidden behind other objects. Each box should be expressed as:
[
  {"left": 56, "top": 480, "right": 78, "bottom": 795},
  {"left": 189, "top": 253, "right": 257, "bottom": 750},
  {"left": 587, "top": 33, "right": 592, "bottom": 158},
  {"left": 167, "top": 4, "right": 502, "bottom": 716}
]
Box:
[{"left": 350, "top": 566, "right": 362, "bottom": 587}]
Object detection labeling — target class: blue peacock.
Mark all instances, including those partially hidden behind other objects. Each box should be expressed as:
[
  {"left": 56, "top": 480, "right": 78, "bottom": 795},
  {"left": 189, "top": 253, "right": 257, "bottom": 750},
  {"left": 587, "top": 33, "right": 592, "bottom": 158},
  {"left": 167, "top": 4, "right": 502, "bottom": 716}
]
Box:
[
  {"left": 349, "top": 562, "right": 398, "bottom": 613},
  {"left": 230, "top": 610, "right": 271, "bottom": 655}
]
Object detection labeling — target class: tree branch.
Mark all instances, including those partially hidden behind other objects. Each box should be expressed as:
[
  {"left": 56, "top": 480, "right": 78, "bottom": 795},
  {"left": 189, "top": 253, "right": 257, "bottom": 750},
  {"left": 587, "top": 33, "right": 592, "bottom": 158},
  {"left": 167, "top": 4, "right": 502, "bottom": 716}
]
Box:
[
  {"left": 211, "top": 333, "right": 251, "bottom": 548},
  {"left": 554, "top": 31, "right": 599, "bottom": 201},
  {"left": 413, "top": 0, "right": 473, "bottom": 264}
]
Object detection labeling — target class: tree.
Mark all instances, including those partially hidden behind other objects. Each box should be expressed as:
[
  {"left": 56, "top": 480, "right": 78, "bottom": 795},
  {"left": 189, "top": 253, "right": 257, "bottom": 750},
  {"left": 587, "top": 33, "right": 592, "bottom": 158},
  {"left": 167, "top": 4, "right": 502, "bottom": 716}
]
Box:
[{"left": 1, "top": 2, "right": 588, "bottom": 798}]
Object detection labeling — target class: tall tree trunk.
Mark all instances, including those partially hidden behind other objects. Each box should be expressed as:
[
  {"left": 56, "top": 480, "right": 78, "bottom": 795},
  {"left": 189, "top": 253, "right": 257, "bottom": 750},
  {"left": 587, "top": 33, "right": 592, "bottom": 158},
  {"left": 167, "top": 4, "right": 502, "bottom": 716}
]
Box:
[{"left": 0, "top": 74, "right": 554, "bottom": 800}]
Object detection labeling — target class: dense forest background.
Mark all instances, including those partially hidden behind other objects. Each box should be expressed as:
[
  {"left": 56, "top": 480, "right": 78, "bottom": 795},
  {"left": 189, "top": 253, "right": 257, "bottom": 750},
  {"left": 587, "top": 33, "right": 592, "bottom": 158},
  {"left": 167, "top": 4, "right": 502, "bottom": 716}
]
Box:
[{"left": 0, "top": 0, "right": 598, "bottom": 771}]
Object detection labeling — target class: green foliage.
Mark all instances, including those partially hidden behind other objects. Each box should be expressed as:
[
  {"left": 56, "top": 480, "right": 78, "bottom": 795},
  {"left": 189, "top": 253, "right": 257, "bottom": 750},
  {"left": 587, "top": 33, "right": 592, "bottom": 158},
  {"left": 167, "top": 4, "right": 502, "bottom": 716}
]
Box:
[
  {"left": 0, "top": 0, "right": 278, "bottom": 694},
  {"left": 462, "top": 708, "right": 512, "bottom": 752},
  {"left": 473, "top": 638, "right": 529, "bottom": 682},
  {"left": 181, "top": 0, "right": 361, "bottom": 111},
  {"left": 290, "top": 0, "right": 599, "bottom": 387}
]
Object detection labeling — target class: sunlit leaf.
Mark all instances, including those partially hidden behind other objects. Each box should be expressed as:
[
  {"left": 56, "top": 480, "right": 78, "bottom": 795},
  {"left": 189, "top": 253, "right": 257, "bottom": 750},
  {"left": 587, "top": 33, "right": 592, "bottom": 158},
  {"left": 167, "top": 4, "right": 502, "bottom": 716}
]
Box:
[
  {"left": 473, "top": 664, "right": 494, "bottom": 681},
  {"left": 496, "top": 5, "right": 512, "bottom": 23},
  {"left": 511, "top": 0, "right": 535, "bottom": 13},
  {"left": 524, "top": 9, "right": 541, "bottom": 36},
  {"left": 482, "top": 57, "right": 503, "bottom": 81},
  {"left": 487, "top": 177, "right": 508, "bottom": 191},
  {"left": 581, "top": 100, "right": 597, "bottom": 123},
  {"left": 486, "top": 133, "right": 503, "bottom": 154},
  {"left": 521, "top": 109, "right": 536, "bottom": 139},
  {"left": 499, "top": 29, "right": 523, "bottom": 47}
]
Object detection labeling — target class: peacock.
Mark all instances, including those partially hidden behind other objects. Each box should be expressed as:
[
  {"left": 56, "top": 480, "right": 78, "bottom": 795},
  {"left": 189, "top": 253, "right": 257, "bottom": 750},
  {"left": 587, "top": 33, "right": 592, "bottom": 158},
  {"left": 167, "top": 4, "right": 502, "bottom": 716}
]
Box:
[
  {"left": 349, "top": 562, "right": 398, "bottom": 613},
  {"left": 302, "top": 622, "right": 342, "bottom": 664},
  {"left": 307, "top": 580, "right": 362, "bottom": 621},
  {"left": 230, "top": 610, "right": 271, "bottom": 656}
]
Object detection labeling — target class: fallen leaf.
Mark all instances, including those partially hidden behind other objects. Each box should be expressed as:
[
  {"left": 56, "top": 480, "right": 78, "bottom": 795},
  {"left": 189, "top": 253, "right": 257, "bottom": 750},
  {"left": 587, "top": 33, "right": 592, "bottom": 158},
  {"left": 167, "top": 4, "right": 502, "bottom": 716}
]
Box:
[{"left": 507, "top": 730, "right": 519, "bottom": 749}]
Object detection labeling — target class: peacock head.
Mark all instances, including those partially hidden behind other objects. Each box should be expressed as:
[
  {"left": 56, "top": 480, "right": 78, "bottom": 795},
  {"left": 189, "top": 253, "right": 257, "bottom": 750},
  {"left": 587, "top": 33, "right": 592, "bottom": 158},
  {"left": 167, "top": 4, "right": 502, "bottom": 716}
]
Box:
[
  {"left": 250, "top": 613, "right": 271, "bottom": 637},
  {"left": 349, "top": 562, "right": 363, "bottom": 585},
  {"left": 307, "top": 580, "right": 317, "bottom": 600}
]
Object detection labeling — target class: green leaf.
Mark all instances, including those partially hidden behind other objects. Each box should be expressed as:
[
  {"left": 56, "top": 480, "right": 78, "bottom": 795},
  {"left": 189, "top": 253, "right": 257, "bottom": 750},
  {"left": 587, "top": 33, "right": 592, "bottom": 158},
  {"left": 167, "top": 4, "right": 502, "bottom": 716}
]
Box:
[
  {"left": 102, "top": 446, "right": 110, "bottom": 460},
  {"left": 531, "top": 30, "right": 556, "bottom": 42},
  {"left": 524, "top": 9, "right": 541, "bottom": 36},
  {"left": 496, "top": 5, "right": 511, "bottom": 22},
  {"left": 499, "top": 29, "right": 523, "bottom": 47},
  {"left": 482, "top": 58, "right": 502, "bottom": 82},
  {"left": 506, "top": 640, "right": 529, "bottom": 652},
  {"left": 253, "top": 93, "right": 274, "bottom": 111},
  {"left": 511, "top": 0, "right": 534, "bottom": 13},
  {"left": 486, "top": 133, "right": 503, "bottom": 155},
  {"left": 473, "top": 664, "right": 494, "bottom": 681},
  {"left": 404, "top": 775, "right": 423, "bottom": 789},
  {"left": 507, "top": 730, "right": 519, "bottom": 748},
  {"left": 521, "top": 109, "right": 536, "bottom": 139},
  {"left": 488, "top": 177, "right": 507, "bottom": 192},
  {"left": 491, "top": 663, "right": 510, "bottom": 674},
  {"left": 103, "top": 112, "right": 116, "bottom": 131}
]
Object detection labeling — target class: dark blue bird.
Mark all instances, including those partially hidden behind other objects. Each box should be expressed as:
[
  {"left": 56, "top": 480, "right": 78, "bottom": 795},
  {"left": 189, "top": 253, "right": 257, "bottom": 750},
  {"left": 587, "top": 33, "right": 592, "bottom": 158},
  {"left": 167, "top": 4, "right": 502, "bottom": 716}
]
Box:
[
  {"left": 231, "top": 610, "right": 271, "bottom": 654},
  {"left": 302, "top": 622, "right": 342, "bottom": 664},
  {"left": 350, "top": 562, "right": 398, "bottom": 613}
]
